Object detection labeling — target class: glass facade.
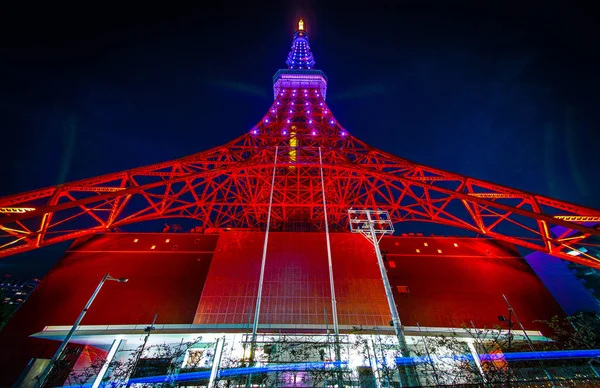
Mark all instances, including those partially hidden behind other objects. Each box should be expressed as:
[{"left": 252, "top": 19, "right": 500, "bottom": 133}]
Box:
[{"left": 194, "top": 232, "right": 390, "bottom": 327}]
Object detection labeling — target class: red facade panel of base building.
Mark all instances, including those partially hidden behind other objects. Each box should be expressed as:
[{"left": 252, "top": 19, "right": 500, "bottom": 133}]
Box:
[{"left": 0, "top": 231, "right": 564, "bottom": 385}]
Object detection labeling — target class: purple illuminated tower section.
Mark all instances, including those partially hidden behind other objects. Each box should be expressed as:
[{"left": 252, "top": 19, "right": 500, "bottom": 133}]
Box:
[
  {"left": 285, "top": 19, "right": 315, "bottom": 69},
  {"left": 272, "top": 20, "right": 329, "bottom": 101}
]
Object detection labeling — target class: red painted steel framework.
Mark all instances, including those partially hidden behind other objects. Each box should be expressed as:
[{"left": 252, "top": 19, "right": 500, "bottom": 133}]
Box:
[{"left": 1, "top": 21, "right": 600, "bottom": 267}]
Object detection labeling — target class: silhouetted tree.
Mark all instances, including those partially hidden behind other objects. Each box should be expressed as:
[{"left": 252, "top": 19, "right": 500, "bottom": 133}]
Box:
[
  {"left": 0, "top": 290, "right": 17, "bottom": 330},
  {"left": 536, "top": 311, "right": 600, "bottom": 350}
]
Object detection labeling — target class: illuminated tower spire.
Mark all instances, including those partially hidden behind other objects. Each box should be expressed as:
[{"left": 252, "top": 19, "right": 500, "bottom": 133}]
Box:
[
  {"left": 274, "top": 19, "right": 327, "bottom": 99},
  {"left": 285, "top": 19, "right": 315, "bottom": 70}
]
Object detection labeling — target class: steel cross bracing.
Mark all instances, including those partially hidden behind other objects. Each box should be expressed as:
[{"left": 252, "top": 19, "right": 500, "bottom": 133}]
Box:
[
  {"left": 2, "top": 45, "right": 600, "bottom": 267},
  {"left": 1, "top": 86, "right": 599, "bottom": 267}
]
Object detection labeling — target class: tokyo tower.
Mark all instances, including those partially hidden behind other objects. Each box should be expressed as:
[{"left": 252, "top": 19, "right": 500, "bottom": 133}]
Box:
[
  {"left": 1, "top": 19, "right": 600, "bottom": 268},
  {"left": 3, "top": 18, "right": 600, "bottom": 388}
]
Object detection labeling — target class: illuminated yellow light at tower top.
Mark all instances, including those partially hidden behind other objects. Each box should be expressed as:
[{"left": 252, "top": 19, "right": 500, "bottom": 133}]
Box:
[{"left": 298, "top": 19, "right": 304, "bottom": 31}]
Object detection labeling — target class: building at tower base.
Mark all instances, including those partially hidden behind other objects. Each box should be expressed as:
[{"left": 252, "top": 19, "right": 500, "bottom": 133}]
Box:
[{"left": 0, "top": 231, "right": 578, "bottom": 386}]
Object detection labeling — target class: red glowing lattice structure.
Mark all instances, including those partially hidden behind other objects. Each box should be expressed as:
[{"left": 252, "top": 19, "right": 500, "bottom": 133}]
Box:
[{"left": 1, "top": 22, "right": 600, "bottom": 267}]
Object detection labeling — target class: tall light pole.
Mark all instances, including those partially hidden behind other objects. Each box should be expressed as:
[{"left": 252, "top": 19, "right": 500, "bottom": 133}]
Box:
[
  {"left": 348, "top": 209, "right": 416, "bottom": 387},
  {"left": 35, "top": 273, "right": 128, "bottom": 388}
]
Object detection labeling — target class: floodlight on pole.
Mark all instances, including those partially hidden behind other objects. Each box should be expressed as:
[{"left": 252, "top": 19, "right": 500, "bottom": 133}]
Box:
[{"left": 35, "top": 273, "right": 128, "bottom": 388}]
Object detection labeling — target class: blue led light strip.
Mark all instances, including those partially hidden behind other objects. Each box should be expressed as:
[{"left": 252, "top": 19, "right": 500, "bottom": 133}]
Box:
[
  {"left": 70, "top": 361, "right": 349, "bottom": 387},
  {"left": 394, "top": 348, "right": 600, "bottom": 366},
  {"left": 65, "top": 349, "right": 600, "bottom": 387}
]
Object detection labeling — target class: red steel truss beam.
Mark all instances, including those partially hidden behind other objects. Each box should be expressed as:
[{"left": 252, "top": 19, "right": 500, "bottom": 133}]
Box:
[{"left": 2, "top": 87, "right": 599, "bottom": 268}]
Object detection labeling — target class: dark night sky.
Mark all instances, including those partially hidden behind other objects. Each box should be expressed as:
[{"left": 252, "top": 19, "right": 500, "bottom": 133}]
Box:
[{"left": 1, "top": 1, "right": 599, "bottom": 278}]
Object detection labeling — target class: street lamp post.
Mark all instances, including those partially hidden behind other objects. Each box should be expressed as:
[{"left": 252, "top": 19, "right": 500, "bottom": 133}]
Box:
[{"left": 35, "top": 273, "right": 128, "bottom": 388}]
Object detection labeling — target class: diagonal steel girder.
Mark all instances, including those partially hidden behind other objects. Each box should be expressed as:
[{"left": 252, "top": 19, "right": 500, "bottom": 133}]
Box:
[{"left": 1, "top": 147, "right": 599, "bottom": 267}]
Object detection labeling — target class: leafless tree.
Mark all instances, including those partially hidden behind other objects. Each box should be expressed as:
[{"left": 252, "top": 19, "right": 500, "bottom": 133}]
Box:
[{"left": 67, "top": 337, "right": 203, "bottom": 387}]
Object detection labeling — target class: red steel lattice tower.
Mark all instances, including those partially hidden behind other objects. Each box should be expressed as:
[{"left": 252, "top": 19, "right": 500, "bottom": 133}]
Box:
[{"left": 1, "top": 20, "right": 600, "bottom": 267}]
